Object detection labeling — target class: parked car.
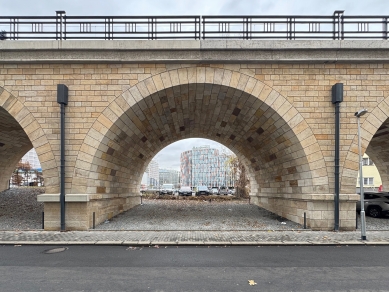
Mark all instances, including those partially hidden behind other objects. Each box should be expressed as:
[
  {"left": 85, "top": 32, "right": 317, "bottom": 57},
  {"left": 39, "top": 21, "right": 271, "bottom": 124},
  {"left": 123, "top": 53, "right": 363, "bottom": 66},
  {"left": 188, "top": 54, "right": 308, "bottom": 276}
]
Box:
[
  {"left": 218, "top": 186, "right": 229, "bottom": 195},
  {"left": 195, "top": 185, "right": 210, "bottom": 196},
  {"left": 228, "top": 187, "right": 235, "bottom": 195},
  {"left": 159, "top": 184, "right": 176, "bottom": 195},
  {"left": 211, "top": 187, "right": 219, "bottom": 195},
  {"left": 356, "top": 191, "right": 389, "bottom": 218},
  {"left": 178, "top": 186, "right": 192, "bottom": 196}
]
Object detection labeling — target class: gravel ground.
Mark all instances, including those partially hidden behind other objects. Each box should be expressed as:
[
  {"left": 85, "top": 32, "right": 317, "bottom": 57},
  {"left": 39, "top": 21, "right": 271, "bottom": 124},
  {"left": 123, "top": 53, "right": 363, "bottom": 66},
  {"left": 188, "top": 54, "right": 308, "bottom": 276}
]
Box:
[
  {"left": 0, "top": 188, "right": 388, "bottom": 231},
  {"left": 0, "top": 187, "right": 44, "bottom": 231},
  {"left": 95, "top": 198, "right": 304, "bottom": 231}
]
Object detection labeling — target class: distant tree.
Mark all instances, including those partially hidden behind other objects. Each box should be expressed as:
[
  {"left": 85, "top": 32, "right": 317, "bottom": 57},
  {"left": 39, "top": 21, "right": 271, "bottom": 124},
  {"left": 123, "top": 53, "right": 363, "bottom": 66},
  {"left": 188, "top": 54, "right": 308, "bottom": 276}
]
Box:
[
  {"left": 11, "top": 173, "right": 23, "bottom": 187},
  {"left": 12, "top": 161, "right": 32, "bottom": 187},
  {"left": 226, "top": 155, "right": 250, "bottom": 198}
]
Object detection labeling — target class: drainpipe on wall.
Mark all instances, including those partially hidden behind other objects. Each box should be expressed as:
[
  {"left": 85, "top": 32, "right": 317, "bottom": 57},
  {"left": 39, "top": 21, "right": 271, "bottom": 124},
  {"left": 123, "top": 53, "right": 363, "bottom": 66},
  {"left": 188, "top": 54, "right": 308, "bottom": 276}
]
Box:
[
  {"left": 57, "top": 84, "right": 68, "bottom": 231},
  {"left": 332, "top": 83, "right": 343, "bottom": 231}
]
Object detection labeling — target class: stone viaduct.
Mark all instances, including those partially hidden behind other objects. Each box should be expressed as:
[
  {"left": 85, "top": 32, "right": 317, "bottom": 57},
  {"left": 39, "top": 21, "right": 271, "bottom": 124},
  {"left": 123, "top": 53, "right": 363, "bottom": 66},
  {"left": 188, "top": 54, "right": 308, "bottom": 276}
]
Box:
[{"left": 1, "top": 40, "right": 389, "bottom": 231}]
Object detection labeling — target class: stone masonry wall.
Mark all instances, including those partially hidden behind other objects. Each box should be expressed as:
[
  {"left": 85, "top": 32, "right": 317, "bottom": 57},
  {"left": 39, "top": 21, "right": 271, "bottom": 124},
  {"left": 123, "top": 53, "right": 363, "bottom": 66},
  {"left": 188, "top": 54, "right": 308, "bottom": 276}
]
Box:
[
  {"left": 1, "top": 63, "right": 388, "bottom": 194},
  {"left": 1, "top": 60, "right": 389, "bottom": 230}
]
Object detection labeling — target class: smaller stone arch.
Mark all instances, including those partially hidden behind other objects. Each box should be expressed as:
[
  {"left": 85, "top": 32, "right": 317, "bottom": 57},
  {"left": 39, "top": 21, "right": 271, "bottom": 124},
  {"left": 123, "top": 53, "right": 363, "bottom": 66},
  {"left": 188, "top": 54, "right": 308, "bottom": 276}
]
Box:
[
  {"left": 0, "top": 86, "right": 58, "bottom": 193},
  {"left": 363, "top": 97, "right": 389, "bottom": 191}
]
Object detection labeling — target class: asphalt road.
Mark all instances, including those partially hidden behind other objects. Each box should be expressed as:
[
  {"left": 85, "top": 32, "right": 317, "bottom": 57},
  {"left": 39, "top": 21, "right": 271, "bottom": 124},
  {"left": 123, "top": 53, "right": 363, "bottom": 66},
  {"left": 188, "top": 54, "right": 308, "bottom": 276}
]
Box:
[{"left": 0, "top": 245, "right": 388, "bottom": 292}]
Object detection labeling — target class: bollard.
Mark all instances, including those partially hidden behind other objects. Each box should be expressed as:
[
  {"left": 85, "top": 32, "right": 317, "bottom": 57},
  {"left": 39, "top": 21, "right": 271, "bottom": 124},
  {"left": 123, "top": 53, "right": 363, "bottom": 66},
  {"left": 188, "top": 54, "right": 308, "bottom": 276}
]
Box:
[
  {"left": 303, "top": 212, "right": 306, "bottom": 229},
  {"left": 93, "top": 212, "right": 95, "bottom": 229},
  {"left": 42, "top": 212, "right": 44, "bottom": 229}
]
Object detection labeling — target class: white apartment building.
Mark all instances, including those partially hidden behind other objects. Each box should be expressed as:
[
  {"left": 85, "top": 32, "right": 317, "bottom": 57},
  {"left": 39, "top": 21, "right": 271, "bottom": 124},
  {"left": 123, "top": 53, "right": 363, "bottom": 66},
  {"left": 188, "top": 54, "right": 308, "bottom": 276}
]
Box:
[
  {"left": 145, "top": 159, "right": 159, "bottom": 188},
  {"left": 21, "top": 148, "right": 41, "bottom": 170}
]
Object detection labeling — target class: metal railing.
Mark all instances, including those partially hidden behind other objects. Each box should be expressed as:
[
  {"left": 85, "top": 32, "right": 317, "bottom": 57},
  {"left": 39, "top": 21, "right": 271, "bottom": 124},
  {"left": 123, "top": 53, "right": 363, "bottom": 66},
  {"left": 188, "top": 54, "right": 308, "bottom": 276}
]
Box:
[{"left": 0, "top": 10, "right": 387, "bottom": 40}]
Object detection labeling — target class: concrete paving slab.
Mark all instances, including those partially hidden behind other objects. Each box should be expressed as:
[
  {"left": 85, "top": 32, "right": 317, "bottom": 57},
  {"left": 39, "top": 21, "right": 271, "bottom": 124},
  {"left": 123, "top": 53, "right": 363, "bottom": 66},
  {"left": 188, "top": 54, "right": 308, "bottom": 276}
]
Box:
[
  {"left": 122, "top": 241, "right": 139, "bottom": 245},
  {"left": 280, "top": 241, "right": 312, "bottom": 245},
  {"left": 0, "top": 241, "right": 46, "bottom": 245},
  {"left": 56, "top": 241, "right": 94, "bottom": 245},
  {"left": 95, "top": 241, "right": 124, "bottom": 245},
  {"left": 332, "top": 241, "right": 364, "bottom": 245},
  {"left": 74, "top": 241, "right": 97, "bottom": 245},
  {"left": 9, "top": 241, "right": 45, "bottom": 245},
  {"left": 177, "top": 241, "right": 204, "bottom": 245},
  {"left": 150, "top": 241, "right": 177, "bottom": 245},
  {"left": 230, "top": 241, "right": 258, "bottom": 245},
  {"left": 203, "top": 241, "right": 231, "bottom": 245},
  {"left": 307, "top": 241, "right": 340, "bottom": 245},
  {"left": 255, "top": 241, "right": 283, "bottom": 245},
  {"left": 39, "top": 241, "right": 71, "bottom": 245},
  {"left": 364, "top": 241, "right": 389, "bottom": 245}
]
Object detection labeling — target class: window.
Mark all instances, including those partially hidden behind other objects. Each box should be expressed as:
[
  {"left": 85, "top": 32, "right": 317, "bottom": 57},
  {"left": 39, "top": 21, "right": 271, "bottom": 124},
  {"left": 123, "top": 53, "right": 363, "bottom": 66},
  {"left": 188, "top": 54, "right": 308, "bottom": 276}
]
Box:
[
  {"left": 362, "top": 157, "right": 374, "bottom": 166},
  {"left": 363, "top": 177, "right": 374, "bottom": 185}
]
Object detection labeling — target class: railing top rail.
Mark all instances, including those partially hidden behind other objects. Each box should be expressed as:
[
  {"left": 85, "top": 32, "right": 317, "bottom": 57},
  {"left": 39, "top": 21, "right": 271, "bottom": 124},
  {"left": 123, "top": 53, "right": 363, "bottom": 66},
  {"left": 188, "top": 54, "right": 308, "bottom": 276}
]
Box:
[
  {"left": 0, "top": 14, "right": 389, "bottom": 19},
  {"left": 0, "top": 15, "right": 201, "bottom": 19},
  {"left": 0, "top": 11, "right": 388, "bottom": 41}
]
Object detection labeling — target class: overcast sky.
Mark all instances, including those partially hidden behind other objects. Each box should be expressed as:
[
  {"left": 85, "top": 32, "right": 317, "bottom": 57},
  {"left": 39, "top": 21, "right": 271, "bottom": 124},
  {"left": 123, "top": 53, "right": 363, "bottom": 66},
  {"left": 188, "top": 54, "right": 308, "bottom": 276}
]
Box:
[
  {"left": 2, "top": 0, "right": 389, "bottom": 16},
  {"left": 6, "top": 0, "right": 388, "bottom": 170}
]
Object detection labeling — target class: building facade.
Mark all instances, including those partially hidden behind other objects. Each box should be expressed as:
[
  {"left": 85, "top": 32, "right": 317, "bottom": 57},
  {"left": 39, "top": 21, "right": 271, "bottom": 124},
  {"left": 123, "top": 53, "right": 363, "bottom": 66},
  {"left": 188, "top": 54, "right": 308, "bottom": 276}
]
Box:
[
  {"left": 159, "top": 169, "right": 180, "bottom": 186},
  {"left": 180, "top": 146, "right": 234, "bottom": 188},
  {"left": 356, "top": 154, "right": 382, "bottom": 192},
  {"left": 145, "top": 160, "right": 159, "bottom": 188},
  {"left": 21, "top": 149, "right": 41, "bottom": 170}
]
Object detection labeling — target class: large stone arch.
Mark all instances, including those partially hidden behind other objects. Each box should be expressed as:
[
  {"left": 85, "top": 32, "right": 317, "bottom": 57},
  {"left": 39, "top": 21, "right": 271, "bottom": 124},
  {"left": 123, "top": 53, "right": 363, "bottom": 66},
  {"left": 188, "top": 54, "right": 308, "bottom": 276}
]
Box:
[
  {"left": 0, "top": 86, "right": 58, "bottom": 193},
  {"left": 69, "top": 67, "right": 334, "bottom": 229}
]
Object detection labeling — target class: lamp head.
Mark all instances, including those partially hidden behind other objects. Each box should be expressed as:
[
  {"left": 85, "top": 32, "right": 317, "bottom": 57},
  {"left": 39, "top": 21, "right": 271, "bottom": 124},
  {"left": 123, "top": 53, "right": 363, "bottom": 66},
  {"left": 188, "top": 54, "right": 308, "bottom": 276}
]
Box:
[{"left": 355, "top": 109, "right": 368, "bottom": 117}]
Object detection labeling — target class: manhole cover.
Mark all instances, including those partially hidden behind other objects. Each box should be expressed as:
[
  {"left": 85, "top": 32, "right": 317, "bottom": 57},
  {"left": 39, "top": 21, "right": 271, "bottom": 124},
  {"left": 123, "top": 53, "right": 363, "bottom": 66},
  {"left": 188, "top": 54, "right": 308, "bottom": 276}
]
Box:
[{"left": 43, "top": 247, "right": 68, "bottom": 254}]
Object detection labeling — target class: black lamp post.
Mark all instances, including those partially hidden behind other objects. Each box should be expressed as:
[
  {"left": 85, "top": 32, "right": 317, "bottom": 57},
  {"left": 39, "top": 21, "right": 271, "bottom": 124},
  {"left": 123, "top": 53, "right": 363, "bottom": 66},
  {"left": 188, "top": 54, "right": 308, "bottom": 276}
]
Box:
[
  {"left": 57, "top": 84, "right": 68, "bottom": 231},
  {"left": 355, "top": 108, "right": 368, "bottom": 240}
]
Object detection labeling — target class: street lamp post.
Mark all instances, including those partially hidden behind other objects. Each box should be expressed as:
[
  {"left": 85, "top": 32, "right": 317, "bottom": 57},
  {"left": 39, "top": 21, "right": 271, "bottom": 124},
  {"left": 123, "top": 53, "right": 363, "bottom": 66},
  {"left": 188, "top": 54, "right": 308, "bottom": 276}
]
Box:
[{"left": 355, "top": 108, "right": 368, "bottom": 241}]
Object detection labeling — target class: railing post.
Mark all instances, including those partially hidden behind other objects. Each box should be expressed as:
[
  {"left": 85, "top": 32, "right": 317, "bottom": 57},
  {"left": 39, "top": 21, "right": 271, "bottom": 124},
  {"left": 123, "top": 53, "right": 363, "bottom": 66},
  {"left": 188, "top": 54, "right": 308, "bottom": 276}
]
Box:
[
  {"left": 383, "top": 17, "right": 388, "bottom": 40},
  {"left": 56, "top": 11, "right": 66, "bottom": 40},
  {"left": 333, "top": 10, "right": 344, "bottom": 40},
  {"left": 10, "top": 18, "right": 17, "bottom": 40},
  {"left": 202, "top": 16, "right": 206, "bottom": 39},
  {"left": 196, "top": 16, "right": 200, "bottom": 40}
]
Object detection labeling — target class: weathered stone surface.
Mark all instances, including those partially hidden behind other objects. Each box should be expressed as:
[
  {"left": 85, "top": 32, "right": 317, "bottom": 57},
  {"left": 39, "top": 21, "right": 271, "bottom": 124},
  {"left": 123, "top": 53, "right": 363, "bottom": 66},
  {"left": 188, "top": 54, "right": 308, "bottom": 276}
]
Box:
[{"left": 1, "top": 46, "right": 389, "bottom": 230}]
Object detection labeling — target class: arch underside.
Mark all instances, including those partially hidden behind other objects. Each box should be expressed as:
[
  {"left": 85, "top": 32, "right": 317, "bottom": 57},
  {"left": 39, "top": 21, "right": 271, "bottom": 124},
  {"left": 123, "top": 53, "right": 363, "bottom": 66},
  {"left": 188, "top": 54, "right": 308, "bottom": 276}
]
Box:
[
  {"left": 72, "top": 82, "right": 326, "bottom": 199},
  {"left": 0, "top": 86, "right": 58, "bottom": 193},
  {"left": 0, "top": 107, "right": 33, "bottom": 191},
  {"left": 366, "top": 117, "right": 389, "bottom": 191}
]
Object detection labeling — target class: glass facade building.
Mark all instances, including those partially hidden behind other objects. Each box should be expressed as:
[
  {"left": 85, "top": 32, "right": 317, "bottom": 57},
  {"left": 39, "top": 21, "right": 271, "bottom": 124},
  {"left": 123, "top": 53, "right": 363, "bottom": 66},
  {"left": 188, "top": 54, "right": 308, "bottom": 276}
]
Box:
[
  {"left": 180, "top": 145, "right": 234, "bottom": 188},
  {"left": 159, "top": 169, "right": 180, "bottom": 186}
]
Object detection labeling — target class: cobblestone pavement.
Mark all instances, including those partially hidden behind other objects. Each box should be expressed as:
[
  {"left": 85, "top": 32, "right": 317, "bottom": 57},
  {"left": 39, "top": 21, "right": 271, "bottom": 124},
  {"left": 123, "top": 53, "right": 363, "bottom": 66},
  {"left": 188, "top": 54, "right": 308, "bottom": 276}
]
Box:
[{"left": 0, "top": 230, "right": 389, "bottom": 246}]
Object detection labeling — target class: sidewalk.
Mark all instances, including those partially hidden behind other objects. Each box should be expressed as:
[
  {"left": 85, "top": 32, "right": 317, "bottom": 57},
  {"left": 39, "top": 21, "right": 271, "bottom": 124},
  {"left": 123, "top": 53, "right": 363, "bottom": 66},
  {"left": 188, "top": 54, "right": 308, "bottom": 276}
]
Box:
[{"left": 1, "top": 230, "right": 389, "bottom": 246}]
